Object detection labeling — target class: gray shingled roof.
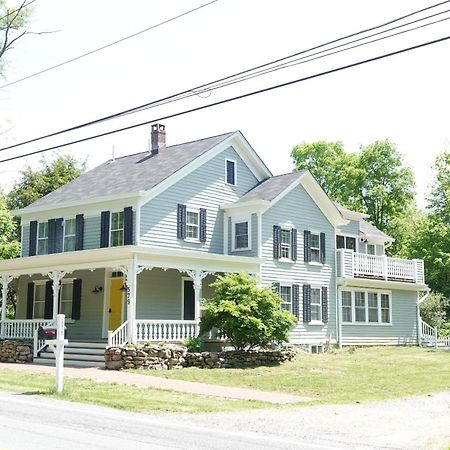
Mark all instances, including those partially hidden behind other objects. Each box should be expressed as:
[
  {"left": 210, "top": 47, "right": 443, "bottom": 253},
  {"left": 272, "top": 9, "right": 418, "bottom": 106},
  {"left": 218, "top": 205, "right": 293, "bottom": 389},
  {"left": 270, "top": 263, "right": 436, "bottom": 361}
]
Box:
[
  {"left": 360, "top": 219, "right": 394, "bottom": 242},
  {"left": 26, "top": 131, "right": 236, "bottom": 209},
  {"left": 233, "top": 171, "right": 306, "bottom": 204}
]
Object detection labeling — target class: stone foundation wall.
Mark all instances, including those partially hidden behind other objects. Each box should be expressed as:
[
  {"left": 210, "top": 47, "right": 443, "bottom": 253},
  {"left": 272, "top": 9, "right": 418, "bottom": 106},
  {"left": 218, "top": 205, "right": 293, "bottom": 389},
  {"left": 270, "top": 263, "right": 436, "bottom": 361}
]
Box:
[
  {"left": 0, "top": 339, "right": 33, "bottom": 363},
  {"left": 104, "top": 344, "right": 296, "bottom": 370}
]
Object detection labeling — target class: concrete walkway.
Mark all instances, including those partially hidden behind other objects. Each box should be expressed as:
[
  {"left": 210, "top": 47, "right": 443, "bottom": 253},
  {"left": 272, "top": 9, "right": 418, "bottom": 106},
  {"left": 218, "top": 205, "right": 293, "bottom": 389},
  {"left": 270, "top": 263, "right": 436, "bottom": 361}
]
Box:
[{"left": 0, "top": 362, "right": 308, "bottom": 404}]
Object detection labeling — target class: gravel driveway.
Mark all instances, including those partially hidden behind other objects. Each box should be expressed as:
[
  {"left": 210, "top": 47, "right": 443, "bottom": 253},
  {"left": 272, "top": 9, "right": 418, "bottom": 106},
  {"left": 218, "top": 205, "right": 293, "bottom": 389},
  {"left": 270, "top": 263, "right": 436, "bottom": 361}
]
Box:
[{"left": 174, "top": 391, "right": 450, "bottom": 449}]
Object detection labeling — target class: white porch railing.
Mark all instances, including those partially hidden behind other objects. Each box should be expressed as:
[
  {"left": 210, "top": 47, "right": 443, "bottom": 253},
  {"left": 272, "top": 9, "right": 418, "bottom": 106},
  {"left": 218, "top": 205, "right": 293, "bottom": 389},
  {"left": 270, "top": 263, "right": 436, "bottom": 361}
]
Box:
[
  {"left": 420, "top": 319, "right": 437, "bottom": 349},
  {"left": 107, "top": 320, "right": 129, "bottom": 348},
  {"left": 338, "top": 250, "right": 424, "bottom": 284},
  {"left": 135, "top": 320, "right": 197, "bottom": 342},
  {"left": 1, "top": 319, "right": 52, "bottom": 340}
]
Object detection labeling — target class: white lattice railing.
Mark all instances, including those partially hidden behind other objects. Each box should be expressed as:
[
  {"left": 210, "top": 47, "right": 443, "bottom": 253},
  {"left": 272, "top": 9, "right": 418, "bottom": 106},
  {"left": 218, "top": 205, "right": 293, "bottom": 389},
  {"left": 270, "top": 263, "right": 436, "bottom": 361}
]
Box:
[
  {"left": 338, "top": 250, "right": 424, "bottom": 283},
  {"left": 107, "top": 320, "right": 129, "bottom": 348},
  {"left": 420, "top": 319, "right": 437, "bottom": 349},
  {"left": 135, "top": 320, "right": 197, "bottom": 342}
]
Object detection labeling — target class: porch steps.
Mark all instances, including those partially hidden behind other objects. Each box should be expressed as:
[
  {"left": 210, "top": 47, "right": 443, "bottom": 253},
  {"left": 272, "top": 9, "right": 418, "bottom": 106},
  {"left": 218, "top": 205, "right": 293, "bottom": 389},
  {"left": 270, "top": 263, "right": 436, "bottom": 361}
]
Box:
[{"left": 34, "top": 341, "right": 106, "bottom": 368}]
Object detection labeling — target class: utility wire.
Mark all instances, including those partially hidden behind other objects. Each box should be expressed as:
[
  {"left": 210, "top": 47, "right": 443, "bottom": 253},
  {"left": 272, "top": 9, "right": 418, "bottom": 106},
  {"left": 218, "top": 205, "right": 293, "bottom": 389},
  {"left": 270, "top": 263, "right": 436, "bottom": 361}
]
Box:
[
  {"left": 0, "top": 0, "right": 218, "bottom": 89},
  {"left": 1, "top": 34, "right": 448, "bottom": 164},
  {"left": 1, "top": 1, "right": 449, "bottom": 153}
]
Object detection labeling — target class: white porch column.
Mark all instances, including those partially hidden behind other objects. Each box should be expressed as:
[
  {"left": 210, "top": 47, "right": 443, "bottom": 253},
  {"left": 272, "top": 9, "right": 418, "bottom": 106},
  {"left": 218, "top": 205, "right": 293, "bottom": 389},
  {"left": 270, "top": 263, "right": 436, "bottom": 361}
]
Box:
[
  {"left": 121, "top": 259, "right": 137, "bottom": 344},
  {"left": 47, "top": 270, "right": 66, "bottom": 322},
  {"left": 0, "top": 275, "right": 13, "bottom": 338},
  {"left": 186, "top": 270, "right": 209, "bottom": 336}
]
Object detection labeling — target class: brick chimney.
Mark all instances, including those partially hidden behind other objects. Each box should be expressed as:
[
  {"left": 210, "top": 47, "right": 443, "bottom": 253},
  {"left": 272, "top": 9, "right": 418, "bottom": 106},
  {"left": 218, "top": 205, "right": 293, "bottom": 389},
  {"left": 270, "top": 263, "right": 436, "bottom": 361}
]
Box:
[{"left": 151, "top": 123, "right": 166, "bottom": 155}]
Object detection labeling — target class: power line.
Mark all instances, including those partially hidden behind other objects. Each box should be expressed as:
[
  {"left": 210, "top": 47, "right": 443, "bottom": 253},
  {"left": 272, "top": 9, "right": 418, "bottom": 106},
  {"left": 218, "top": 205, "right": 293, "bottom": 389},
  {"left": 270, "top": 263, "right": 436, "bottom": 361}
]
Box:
[
  {"left": 1, "top": 34, "right": 448, "bottom": 164},
  {"left": 1, "top": 1, "right": 449, "bottom": 153},
  {"left": 0, "top": 0, "right": 219, "bottom": 89}
]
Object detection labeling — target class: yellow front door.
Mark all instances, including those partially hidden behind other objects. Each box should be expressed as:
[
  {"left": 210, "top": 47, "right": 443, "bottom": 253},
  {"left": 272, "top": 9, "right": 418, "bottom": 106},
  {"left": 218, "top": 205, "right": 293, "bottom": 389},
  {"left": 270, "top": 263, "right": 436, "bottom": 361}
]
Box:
[{"left": 109, "top": 279, "right": 123, "bottom": 330}]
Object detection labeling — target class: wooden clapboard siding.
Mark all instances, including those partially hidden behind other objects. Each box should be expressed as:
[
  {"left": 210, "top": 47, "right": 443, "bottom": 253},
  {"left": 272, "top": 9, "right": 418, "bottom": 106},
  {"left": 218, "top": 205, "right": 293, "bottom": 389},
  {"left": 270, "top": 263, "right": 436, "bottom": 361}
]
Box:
[
  {"left": 139, "top": 146, "right": 259, "bottom": 254},
  {"left": 341, "top": 289, "right": 418, "bottom": 345},
  {"left": 260, "top": 183, "right": 337, "bottom": 344}
]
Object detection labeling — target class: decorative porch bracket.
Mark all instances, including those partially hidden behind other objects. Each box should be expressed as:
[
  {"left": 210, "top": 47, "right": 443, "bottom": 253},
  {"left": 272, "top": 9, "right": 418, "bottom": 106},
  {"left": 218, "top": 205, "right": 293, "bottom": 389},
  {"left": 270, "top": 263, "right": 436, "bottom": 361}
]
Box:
[
  {"left": 46, "top": 270, "right": 67, "bottom": 321},
  {"left": 185, "top": 270, "right": 211, "bottom": 336},
  {"left": 0, "top": 274, "right": 13, "bottom": 338}
]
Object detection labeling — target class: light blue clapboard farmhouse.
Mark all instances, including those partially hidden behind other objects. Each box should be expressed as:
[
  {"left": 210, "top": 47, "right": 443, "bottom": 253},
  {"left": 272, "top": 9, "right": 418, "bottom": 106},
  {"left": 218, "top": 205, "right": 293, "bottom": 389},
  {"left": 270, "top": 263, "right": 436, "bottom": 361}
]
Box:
[{"left": 0, "top": 123, "right": 430, "bottom": 362}]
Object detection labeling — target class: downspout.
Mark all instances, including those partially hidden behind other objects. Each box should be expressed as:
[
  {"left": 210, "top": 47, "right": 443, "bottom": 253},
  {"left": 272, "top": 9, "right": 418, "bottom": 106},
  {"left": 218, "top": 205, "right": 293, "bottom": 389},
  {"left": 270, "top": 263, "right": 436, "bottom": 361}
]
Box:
[{"left": 334, "top": 228, "right": 342, "bottom": 349}]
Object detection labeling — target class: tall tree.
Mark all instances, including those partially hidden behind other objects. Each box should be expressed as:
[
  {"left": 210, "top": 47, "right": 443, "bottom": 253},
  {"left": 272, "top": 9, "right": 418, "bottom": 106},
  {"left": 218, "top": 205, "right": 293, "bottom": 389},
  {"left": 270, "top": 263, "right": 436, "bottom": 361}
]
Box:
[
  {"left": 291, "top": 139, "right": 415, "bottom": 239},
  {"left": 427, "top": 149, "right": 450, "bottom": 223},
  {"left": 7, "top": 154, "right": 86, "bottom": 210},
  {"left": 0, "top": 191, "right": 19, "bottom": 259}
]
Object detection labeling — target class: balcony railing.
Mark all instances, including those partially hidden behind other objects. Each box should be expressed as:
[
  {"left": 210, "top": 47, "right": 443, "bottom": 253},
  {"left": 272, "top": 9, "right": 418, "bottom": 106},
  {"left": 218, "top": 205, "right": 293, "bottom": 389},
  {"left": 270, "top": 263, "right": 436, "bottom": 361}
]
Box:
[{"left": 337, "top": 249, "right": 425, "bottom": 284}]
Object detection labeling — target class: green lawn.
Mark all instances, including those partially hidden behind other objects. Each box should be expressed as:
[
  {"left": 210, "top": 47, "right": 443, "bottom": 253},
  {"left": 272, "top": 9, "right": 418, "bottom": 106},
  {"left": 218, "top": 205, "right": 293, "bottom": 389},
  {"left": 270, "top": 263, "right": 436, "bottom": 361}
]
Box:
[
  {"left": 0, "top": 368, "right": 270, "bottom": 414},
  {"left": 133, "top": 346, "right": 450, "bottom": 404}
]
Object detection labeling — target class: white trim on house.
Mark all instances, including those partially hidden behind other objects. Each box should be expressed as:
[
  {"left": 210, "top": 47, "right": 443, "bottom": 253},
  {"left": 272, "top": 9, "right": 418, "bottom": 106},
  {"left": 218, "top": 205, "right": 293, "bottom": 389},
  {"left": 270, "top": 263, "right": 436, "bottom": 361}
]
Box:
[
  {"left": 185, "top": 208, "right": 201, "bottom": 243},
  {"left": 63, "top": 217, "right": 76, "bottom": 252},
  {"left": 338, "top": 277, "right": 429, "bottom": 292}
]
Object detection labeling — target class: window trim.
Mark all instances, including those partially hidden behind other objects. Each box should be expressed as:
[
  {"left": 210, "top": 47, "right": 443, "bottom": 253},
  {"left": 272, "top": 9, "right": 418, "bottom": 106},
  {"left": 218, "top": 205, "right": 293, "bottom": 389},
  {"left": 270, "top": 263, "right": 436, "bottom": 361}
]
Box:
[
  {"left": 33, "top": 280, "right": 47, "bottom": 319},
  {"left": 110, "top": 210, "right": 124, "bottom": 247},
  {"left": 309, "top": 230, "right": 321, "bottom": 264},
  {"left": 185, "top": 208, "right": 200, "bottom": 243},
  {"left": 280, "top": 227, "right": 293, "bottom": 261},
  {"left": 340, "top": 288, "right": 392, "bottom": 326},
  {"left": 59, "top": 278, "right": 75, "bottom": 320},
  {"left": 63, "top": 218, "right": 76, "bottom": 252},
  {"left": 366, "top": 243, "right": 376, "bottom": 255},
  {"left": 37, "top": 222, "right": 49, "bottom": 255},
  {"left": 225, "top": 158, "right": 237, "bottom": 186},
  {"left": 309, "top": 286, "right": 323, "bottom": 324},
  {"left": 279, "top": 284, "right": 293, "bottom": 314},
  {"left": 232, "top": 216, "right": 251, "bottom": 251},
  {"left": 336, "top": 233, "right": 358, "bottom": 252}
]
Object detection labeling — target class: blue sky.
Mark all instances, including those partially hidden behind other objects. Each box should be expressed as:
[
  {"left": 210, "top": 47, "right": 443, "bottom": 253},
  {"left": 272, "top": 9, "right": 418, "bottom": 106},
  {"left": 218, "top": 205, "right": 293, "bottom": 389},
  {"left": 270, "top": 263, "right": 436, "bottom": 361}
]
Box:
[{"left": 0, "top": 0, "right": 449, "bottom": 209}]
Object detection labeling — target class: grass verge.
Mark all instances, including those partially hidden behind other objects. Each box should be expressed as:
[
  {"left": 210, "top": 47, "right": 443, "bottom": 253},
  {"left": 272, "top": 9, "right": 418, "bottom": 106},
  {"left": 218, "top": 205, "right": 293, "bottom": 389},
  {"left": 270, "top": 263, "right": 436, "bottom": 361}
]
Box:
[
  {"left": 0, "top": 368, "right": 271, "bottom": 414},
  {"left": 132, "top": 346, "right": 450, "bottom": 404}
]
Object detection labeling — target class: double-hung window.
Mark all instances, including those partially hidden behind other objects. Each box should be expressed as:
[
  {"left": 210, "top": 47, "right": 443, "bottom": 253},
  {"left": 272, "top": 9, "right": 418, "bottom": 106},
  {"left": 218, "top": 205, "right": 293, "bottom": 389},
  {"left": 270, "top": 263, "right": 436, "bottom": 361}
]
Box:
[
  {"left": 355, "top": 291, "right": 366, "bottom": 322},
  {"left": 336, "top": 235, "right": 356, "bottom": 251},
  {"left": 234, "top": 221, "right": 249, "bottom": 250},
  {"left": 310, "top": 288, "right": 322, "bottom": 321},
  {"left": 341, "top": 290, "right": 391, "bottom": 324},
  {"left": 37, "top": 222, "right": 49, "bottom": 255},
  {"left": 367, "top": 244, "right": 376, "bottom": 255},
  {"left": 225, "top": 159, "right": 236, "bottom": 185},
  {"left": 60, "top": 281, "right": 74, "bottom": 319},
  {"left": 186, "top": 210, "right": 199, "bottom": 240},
  {"left": 280, "top": 229, "right": 292, "bottom": 259},
  {"left": 64, "top": 218, "right": 76, "bottom": 252},
  {"left": 310, "top": 233, "right": 321, "bottom": 262},
  {"left": 33, "top": 283, "right": 46, "bottom": 319},
  {"left": 111, "top": 211, "right": 124, "bottom": 247},
  {"left": 280, "top": 285, "right": 292, "bottom": 312}
]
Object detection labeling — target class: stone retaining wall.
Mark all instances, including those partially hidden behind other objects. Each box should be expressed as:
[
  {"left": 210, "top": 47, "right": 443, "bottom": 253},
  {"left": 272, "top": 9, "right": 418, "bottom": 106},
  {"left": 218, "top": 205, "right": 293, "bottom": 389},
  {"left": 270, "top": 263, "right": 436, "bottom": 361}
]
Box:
[
  {"left": 0, "top": 339, "right": 33, "bottom": 363},
  {"left": 104, "top": 344, "right": 296, "bottom": 370}
]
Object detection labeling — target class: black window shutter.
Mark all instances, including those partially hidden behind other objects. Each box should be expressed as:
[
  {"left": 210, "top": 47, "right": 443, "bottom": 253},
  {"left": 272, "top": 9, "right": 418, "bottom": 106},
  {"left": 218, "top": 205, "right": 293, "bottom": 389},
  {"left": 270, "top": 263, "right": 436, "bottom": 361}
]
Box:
[
  {"left": 26, "top": 282, "right": 34, "bottom": 319},
  {"left": 199, "top": 208, "right": 207, "bottom": 242},
  {"left": 72, "top": 279, "right": 82, "bottom": 320},
  {"left": 303, "top": 284, "right": 311, "bottom": 323},
  {"left": 29, "top": 221, "right": 38, "bottom": 256},
  {"left": 272, "top": 282, "right": 280, "bottom": 295},
  {"left": 44, "top": 280, "right": 53, "bottom": 319},
  {"left": 55, "top": 218, "right": 64, "bottom": 253},
  {"left": 291, "top": 228, "right": 298, "bottom": 261},
  {"left": 304, "top": 230, "right": 311, "bottom": 262},
  {"left": 124, "top": 206, "right": 133, "bottom": 245},
  {"left": 48, "top": 219, "right": 56, "bottom": 254},
  {"left": 100, "top": 211, "right": 110, "bottom": 248},
  {"left": 320, "top": 232, "right": 326, "bottom": 264},
  {"left": 322, "top": 286, "right": 329, "bottom": 323},
  {"left": 177, "top": 204, "right": 186, "bottom": 239},
  {"left": 75, "top": 214, "right": 84, "bottom": 251},
  {"left": 292, "top": 284, "right": 300, "bottom": 319},
  {"left": 273, "top": 225, "right": 281, "bottom": 259}
]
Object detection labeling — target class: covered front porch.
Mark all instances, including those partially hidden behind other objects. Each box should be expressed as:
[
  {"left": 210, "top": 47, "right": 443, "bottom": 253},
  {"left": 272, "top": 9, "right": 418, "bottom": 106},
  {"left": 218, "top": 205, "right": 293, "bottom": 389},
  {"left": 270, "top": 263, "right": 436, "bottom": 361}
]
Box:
[{"left": 0, "top": 246, "right": 262, "bottom": 355}]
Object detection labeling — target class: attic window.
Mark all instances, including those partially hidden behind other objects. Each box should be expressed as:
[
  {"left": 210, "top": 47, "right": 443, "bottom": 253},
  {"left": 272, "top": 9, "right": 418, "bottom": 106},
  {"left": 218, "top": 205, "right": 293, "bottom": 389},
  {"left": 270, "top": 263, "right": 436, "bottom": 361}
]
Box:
[{"left": 225, "top": 159, "right": 236, "bottom": 186}]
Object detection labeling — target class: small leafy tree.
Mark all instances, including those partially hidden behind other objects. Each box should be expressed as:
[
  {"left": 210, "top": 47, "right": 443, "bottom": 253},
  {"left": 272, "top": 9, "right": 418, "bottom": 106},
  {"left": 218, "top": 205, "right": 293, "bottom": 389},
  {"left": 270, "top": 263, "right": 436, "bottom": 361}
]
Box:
[
  {"left": 420, "top": 292, "right": 449, "bottom": 329},
  {"left": 200, "top": 273, "right": 297, "bottom": 351}
]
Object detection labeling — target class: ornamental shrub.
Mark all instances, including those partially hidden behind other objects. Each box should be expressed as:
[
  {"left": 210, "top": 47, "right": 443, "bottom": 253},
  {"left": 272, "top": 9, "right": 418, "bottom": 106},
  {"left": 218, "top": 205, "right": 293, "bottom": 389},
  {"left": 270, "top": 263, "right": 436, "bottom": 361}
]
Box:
[
  {"left": 420, "top": 292, "right": 450, "bottom": 329},
  {"left": 199, "top": 273, "right": 297, "bottom": 351}
]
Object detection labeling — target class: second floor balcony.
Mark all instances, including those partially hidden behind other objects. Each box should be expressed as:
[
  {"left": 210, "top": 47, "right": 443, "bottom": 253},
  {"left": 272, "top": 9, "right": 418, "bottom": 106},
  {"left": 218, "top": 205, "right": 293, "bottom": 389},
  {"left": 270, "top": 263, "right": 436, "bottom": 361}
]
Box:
[{"left": 337, "top": 249, "right": 425, "bottom": 285}]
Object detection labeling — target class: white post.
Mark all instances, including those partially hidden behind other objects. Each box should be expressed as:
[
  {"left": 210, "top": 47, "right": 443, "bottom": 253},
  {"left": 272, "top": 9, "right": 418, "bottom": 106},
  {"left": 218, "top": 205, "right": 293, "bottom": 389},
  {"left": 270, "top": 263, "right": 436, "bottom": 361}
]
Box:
[
  {"left": 0, "top": 275, "right": 13, "bottom": 338},
  {"left": 48, "top": 314, "right": 68, "bottom": 394},
  {"left": 383, "top": 256, "right": 388, "bottom": 281},
  {"left": 337, "top": 288, "right": 343, "bottom": 349},
  {"left": 434, "top": 327, "right": 438, "bottom": 350},
  {"left": 186, "top": 270, "right": 209, "bottom": 337},
  {"left": 47, "top": 271, "right": 66, "bottom": 322},
  {"left": 121, "top": 260, "right": 137, "bottom": 344}
]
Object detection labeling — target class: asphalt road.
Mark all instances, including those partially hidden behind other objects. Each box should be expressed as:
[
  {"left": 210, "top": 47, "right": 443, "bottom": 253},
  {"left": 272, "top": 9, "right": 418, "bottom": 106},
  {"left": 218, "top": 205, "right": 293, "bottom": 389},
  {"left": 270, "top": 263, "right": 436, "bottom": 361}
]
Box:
[{"left": 0, "top": 392, "right": 343, "bottom": 450}]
